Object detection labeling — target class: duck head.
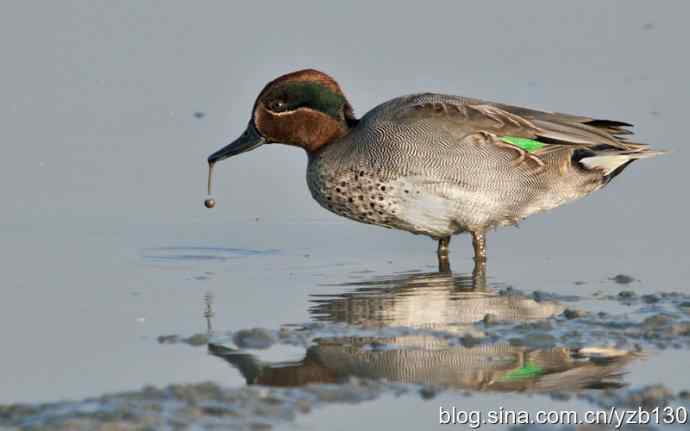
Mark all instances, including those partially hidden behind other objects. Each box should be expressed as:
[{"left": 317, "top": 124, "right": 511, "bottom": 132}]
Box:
[{"left": 208, "top": 69, "right": 356, "bottom": 164}]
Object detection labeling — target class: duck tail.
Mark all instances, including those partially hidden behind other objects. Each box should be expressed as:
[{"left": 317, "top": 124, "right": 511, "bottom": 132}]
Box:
[{"left": 577, "top": 148, "right": 666, "bottom": 181}]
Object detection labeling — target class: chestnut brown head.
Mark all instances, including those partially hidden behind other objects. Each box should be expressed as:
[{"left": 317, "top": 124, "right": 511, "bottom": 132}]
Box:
[{"left": 208, "top": 69, "right": 356, "bottom": 164}]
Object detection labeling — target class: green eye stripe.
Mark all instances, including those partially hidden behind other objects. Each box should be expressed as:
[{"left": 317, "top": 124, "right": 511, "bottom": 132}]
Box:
[{"left": 272, "top": 82, "right": 346, "bottom": 120}]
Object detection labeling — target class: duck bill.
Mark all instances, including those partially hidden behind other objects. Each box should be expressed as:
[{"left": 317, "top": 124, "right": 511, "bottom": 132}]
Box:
[{"left": 208, "top": 123, "right": 266, "bottom": 164}]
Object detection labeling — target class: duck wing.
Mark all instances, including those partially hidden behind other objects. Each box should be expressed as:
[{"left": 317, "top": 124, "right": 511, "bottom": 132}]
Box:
[
  {"left": 382, "top": 93, "right": 665, "bottom": 179},
  {"left": 389, "top": 93, "right": 647, "bottom": 153}
]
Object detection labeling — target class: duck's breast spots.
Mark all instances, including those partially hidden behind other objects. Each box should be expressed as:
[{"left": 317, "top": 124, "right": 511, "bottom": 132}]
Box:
[
  {"left": 307, "top": 159, "right": 465, "bottom": 238},
  {"left": 306, "top": 158, "right": 406, "bottom": 228}
]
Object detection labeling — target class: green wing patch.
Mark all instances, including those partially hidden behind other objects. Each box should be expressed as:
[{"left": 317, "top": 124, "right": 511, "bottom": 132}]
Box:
[
  {"left": 500, "top": 136, "right": 545, "bottom": 153},
  {"left": 499, "top": 361, "right": 545, "bottom": 382}
]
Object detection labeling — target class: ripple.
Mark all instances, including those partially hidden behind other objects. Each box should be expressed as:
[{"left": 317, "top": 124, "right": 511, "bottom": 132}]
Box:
[{"left": 141, "top": 246, "right": 278, "bottom": 263}]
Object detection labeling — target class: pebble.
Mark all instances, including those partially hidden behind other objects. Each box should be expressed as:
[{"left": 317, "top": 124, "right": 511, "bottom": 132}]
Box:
[
  {"left": 419, "top": 385, "right": 439, "bottom": 400},
  {"left": 185, "top": 334, "right": 210, "bottom": 346},
  {"left": 641, "top": 294, "right": 659, "bottom": 304},
  {"left": 618, "top": 290, "right": 637, "bottom": 299},
  {"left": 158, "top": 334, "right": 181, "bottom": 344},
  {"left": 482, "top": 313, "right": 497, "bottom": 325},
  {"left": 233, "top": 328, "right": 276, "bottom": 349},
  {"left": 563, "top": 308, "right": 586, "bottom": 319},
  {"left": 611, "top": 274, "right": 636, "bottom": 285}
]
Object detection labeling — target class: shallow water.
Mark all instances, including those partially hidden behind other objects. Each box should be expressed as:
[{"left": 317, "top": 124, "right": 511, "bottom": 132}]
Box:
[
  {"left": 2, "top": 1, "right": 690, "bottom": 430},
  {"left": 3, "top": 222, "right": 689, "bottom": 429}
]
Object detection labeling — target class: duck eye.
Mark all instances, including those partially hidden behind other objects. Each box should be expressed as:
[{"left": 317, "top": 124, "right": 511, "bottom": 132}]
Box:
[{"left": 267, "top": 99, "right": 288, "bottom": 113}]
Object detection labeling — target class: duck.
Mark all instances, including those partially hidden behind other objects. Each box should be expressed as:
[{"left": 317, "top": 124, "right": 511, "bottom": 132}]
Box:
[{"left": 207, "top": 69, "right": 662, "bottom": 268}]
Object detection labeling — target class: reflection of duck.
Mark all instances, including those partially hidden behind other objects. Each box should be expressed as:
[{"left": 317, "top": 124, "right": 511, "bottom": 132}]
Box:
[
  {"left": 208, "top": 271, "right": 634, "bottom": 392},
  {"left": 212, "top": 342, "right": 631, "bottom": 392},
  {"left": 310, "top": 270, "right": 563, "bottom": 330}
]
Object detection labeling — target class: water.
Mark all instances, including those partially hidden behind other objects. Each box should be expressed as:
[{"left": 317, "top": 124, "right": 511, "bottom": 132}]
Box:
[{"left": 1, "top": 1, "right": 689, "bottom": 429}]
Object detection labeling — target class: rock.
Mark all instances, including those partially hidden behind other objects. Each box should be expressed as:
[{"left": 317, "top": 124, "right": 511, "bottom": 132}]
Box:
[
  {"left": 460, "top": 334, "right": 481, "bottom": 348},
  {"left": 184, "top": 334, "right": 209, "bottom": 346},
  {"left": 618, "top": 290, "right": 637, "bottom": 299},
  {"left": 233, "top": 328, "right": 276, "bottom": 350},
  {"left": 157, "top": 334, "right": 181, "bottom": 344},
  {"left": 624, "top": 385, "right": 673, "bottom": 411},
  {"left": 641, "top": 294, "right": 660, "bottom": 304},
  {"left": 563, "top": 308, "right": 586, "bottom": 319},
  {"left": 419, "top": 385, "right": 439, "bottom": 400},
  {"left": 482, "top": 313, "right": 497, "bottom": 325},
  {"left": 642, "top": 315, "right": 672, "bottom": 329},
  {"left": 611, "top": 274, "right": 636, "bottom": 284},
  {"left": 669, "top": 323, "right": 690, "bottom": 337},
  {"left": 516, "top": 321, "right": 553, "bottom": 332}
]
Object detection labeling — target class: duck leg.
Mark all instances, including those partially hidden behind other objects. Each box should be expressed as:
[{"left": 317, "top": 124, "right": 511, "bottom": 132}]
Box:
[
  {"left": 471, "top": 251, "right": 487, "bottom": 290},
  {"left": 437, "top": 237, "right": 451, "bottom": 273},
  {"left": 471, "top": 230, "right": 487, "bottom": 262},
  {"left": 468, "top": 230, "right": 487, "bottom": 289}
]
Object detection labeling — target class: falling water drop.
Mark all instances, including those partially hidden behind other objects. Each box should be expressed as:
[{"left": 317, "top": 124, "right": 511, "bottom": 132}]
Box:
[{"left": 204, "top": 161, "right": 216, "bottom": 209}]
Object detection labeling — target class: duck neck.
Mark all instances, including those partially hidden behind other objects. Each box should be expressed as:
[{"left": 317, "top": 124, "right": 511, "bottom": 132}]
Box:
[{"left": 303, "top": 114, "right": 356, "bottom": 154}]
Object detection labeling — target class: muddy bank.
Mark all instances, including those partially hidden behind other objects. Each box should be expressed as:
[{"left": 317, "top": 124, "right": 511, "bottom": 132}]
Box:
[
  {"left": 1, "top": 380, "right": 688, "bottom": 431},
  {"left": 0, "top": 379, "right": 406, "bottom": 431}
]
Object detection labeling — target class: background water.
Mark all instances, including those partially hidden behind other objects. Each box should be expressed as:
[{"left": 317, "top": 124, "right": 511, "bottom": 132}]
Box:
[{"left": 1, "top": 1, "right": 688, "bottom": 429}]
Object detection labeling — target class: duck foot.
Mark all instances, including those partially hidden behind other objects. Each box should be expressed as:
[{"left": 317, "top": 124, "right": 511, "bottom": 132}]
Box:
[
  {"left": 437, "top": 237, "right": 451, "bottom": 273},
  {"left": 471, "top": 230, "right": 487, "bottom": 263},
  {"left": 471, "top": 256, "right": 487, "bottom": 290}
]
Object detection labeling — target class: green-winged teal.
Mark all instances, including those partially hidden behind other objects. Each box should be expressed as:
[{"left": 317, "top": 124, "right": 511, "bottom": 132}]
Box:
[{"left": 207, "top": 69, "right": 662, "bottom": 266}]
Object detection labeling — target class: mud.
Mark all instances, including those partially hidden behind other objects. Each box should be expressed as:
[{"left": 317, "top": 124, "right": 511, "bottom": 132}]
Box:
[{"left": 1, "top": 381, "right": 687, "bottom": 430}]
